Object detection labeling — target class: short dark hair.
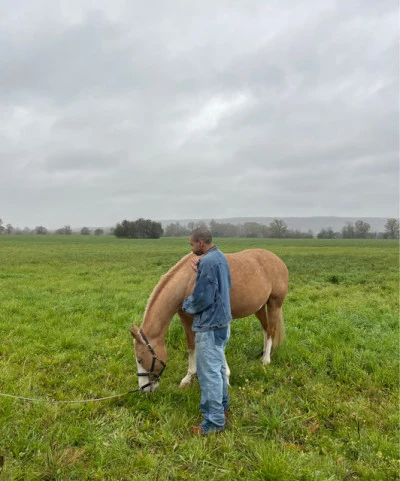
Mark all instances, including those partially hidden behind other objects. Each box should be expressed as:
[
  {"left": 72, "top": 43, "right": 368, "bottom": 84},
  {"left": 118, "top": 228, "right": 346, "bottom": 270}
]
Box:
[{"left": 190, "top": 227, "right": 212, "bottom": 244}]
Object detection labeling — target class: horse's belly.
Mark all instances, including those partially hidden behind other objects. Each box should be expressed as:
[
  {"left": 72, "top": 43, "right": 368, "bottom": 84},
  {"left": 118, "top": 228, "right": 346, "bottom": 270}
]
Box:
[{"left": 230, "top": 290, "right": 270, "bottom": 319}]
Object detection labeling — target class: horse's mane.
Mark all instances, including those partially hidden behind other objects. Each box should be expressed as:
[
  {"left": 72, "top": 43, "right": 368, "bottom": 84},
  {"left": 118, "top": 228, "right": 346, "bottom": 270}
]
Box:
[{"left": 143, "top": 252, "right": 193, "bottom": 318}]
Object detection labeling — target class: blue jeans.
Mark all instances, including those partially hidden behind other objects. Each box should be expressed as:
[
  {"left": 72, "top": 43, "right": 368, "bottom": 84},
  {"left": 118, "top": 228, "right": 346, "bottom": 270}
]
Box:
[{"left": 195, "top": 325, "right": 230, "bottom": 434}]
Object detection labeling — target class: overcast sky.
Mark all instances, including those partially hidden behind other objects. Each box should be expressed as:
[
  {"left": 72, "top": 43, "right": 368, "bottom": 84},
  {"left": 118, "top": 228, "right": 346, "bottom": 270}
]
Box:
[{"left": 1, "top": 0, "right": 398, "bottom": 228}]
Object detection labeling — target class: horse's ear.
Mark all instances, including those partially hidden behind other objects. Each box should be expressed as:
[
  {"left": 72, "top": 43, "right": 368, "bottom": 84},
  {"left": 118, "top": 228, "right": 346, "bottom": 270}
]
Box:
[{"left": 130, "top": 324, "right": 144, "bottom": 344}]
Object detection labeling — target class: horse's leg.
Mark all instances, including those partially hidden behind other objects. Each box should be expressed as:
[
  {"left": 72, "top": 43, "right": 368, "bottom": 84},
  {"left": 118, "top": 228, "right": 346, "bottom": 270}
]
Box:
[
  {"left": 178, "top": 311, "right": 197, "bottom": 387},
  {"left": 226, "top": 359, "right": 231, "bottom": 386},
  {"left": 255, "top": 298, "right": 284, "bottom": 365},
  {"left": 178, "top": 311, "right": 231, "bottom": 385},
  {"left": 267, "top": 296, "right": 285, "bottom": 349},
  {"left": 255, "top": 305, "right": 271, "bottom": 365}
]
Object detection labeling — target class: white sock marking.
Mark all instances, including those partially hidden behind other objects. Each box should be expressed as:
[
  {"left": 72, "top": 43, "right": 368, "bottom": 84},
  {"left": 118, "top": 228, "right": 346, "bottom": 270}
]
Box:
[
  {"left": 180, "top": 349, "right": 197, "bottom": 387},
  {"left": 263, "top": 335, "right": 272, "bottom": 365}
]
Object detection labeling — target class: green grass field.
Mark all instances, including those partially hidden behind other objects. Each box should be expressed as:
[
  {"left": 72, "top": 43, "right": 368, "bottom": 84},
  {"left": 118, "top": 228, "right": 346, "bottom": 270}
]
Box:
[{"left": 0, "top": 236, "right": 398, "bottom": 480}]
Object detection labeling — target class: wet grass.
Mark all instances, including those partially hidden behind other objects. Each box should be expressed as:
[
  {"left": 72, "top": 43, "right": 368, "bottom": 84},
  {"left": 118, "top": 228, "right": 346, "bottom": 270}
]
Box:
[{"left": 0, "top": 236, "right": 398, "bottom": 480}]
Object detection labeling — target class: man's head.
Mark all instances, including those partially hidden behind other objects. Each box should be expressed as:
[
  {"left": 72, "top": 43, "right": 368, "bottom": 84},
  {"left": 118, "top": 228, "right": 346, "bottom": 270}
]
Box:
[{"left": 189, "top": 227, "right": 213, "bottom": 255}]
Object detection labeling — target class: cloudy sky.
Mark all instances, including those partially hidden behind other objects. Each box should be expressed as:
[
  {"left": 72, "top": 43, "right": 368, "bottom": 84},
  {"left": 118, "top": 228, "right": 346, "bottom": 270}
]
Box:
[{"left": 1, "top": 0, "right": 398, "bottom": 228}]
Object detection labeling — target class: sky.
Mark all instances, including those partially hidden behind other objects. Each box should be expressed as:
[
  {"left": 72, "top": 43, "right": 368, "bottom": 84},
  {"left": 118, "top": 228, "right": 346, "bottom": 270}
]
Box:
[{"left": 1, "top": 0, "right": 398, "bottom": 229}]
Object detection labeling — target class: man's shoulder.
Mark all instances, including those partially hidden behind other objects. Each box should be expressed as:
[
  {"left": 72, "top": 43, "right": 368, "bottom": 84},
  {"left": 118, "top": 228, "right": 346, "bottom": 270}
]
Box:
[{"left": 202, "top": 247, "right": 227, "bottom": 266}]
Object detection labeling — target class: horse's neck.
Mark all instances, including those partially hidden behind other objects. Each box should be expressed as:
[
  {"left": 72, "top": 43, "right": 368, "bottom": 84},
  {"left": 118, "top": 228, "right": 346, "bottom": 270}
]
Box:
[{"left": 141, "top": 254, "right": 193, "bottom": 340}]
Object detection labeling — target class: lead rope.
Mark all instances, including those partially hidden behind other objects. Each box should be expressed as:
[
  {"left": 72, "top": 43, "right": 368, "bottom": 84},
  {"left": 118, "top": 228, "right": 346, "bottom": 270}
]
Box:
[
  {"left": 1, "top": 329, "right": 166, "bottom": 405},
  {"left": 0, "top": 382, "right": 154, "bottom": 404}
]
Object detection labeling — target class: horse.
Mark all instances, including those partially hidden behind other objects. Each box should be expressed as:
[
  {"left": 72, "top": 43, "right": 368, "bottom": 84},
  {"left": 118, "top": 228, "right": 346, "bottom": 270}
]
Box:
[{"left": 130, "top": 248, "right": 288, "bottom": 392}]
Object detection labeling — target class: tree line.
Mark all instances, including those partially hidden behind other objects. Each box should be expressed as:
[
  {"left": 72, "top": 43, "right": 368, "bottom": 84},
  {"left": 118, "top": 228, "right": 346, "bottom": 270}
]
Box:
[
  {"left": 0, "top": 218, "right": 163, "bottom": 239},
  {"left": 0, "top": 222, "right": 105, "bottom": 236},
  {"left": 0, "top": 217, "right": 398, "bottom": 239},
  {"left": 164, "top": 218, "right": 400, "bottom": 239},
  {"left": 317, "top": 218, "right": 399, "bottom": 239}
]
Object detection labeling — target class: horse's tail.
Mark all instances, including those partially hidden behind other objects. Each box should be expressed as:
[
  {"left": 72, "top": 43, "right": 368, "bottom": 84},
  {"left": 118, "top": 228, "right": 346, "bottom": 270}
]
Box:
[{"left": 273, "top": 308, "right": 285, "bottom": 348}]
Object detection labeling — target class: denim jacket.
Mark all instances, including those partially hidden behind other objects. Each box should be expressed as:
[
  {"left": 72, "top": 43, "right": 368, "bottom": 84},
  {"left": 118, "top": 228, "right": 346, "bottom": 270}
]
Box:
[{"left": 182, "top": 246, "right": 232, "bottom": 332}]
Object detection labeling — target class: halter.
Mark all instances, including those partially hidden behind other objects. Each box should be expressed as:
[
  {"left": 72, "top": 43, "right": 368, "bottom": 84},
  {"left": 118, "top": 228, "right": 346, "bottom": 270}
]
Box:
[{"left": 137, "top": 329, "right": 166, "bottom": 387}]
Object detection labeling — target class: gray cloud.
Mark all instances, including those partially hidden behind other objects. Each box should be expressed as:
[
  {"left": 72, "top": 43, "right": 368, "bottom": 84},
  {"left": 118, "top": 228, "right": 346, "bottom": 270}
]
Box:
[{"left": 0, "top": 0, "right": 398, "bottom": 228}]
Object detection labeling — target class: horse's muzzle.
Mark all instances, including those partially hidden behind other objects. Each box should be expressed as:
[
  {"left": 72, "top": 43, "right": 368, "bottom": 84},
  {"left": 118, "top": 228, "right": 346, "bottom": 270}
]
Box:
[{"left": 139, "top": 378, "right": 160, "bottom": 393}]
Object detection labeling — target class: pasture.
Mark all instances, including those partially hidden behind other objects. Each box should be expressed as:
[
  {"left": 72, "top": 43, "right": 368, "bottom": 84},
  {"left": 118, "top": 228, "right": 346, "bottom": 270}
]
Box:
[{"left": 0, "top": 235, "right": 398, "bottom": 480}]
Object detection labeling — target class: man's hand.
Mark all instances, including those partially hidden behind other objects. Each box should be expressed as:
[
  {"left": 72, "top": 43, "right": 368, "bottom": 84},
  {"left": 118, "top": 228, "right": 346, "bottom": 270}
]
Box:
[{"left": 190, "top": 257, "right": 200, "bottom": 272}]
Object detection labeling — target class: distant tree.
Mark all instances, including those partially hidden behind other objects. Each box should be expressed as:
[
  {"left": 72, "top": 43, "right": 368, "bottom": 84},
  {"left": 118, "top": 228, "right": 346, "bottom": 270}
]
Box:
[
  {"left": 341, "top": 222, "right": 355, "bottom": 239},
  {"left": 115, "top": 221, "right": 124, "bottom": 237},
  {"left": 355, "top": 220, "right": 371, "bottom": 238},
  {"left": 150, "top": 220, "right": 163, "bottom": 238},
  {"left": 269, "top": 219, "right": 288, "bottom": 238},
  {"left": 0, "top": 219, "right": 4, "bottom": 234},
  {"left": 187, "top": 221, "right": 208, "bottom": 232},
  {"left": 56, "top": 225, "right": 72, "bottom": 235},
  {"left": 35, "top": 226, "right": 48, "bottom": 235},
  {"left": 209, "top": 220, "right": 240, "bottom": 237},
  {"left": 384, "top": 218, "right": 399, "bottom": 239},
  {"left": 165, "top": 223, "right": 179, "bottom": 237},
  {"left": 114, "top": 220, "right": 131, "bottom": 238},
  {"left": 209, "top": 220, "right": 221, "bottom": 237},
  {"left": 286, "top": 229, "right": 314, "bottom": 239},
  {"left": 243, "top": 222, "right": 263, "bottom": 238},
  {"left": 5, "top": 224, "right": 14, "bottom": 235},
  {"left": 317, "top": 228, "right": 338, "bottom": 239},
  {"left": 81, "top": 227, "right": 91, "bottom": 235},
  {"left": 164, "top": 222, "right": 190, "bottom": 237},
  {"left": 137, "top": 218, "right": 153, "bottom": 237},
  {"left": 114, "top": 218, "right": 163, "bottom": 239},
  {"left": 317, "top": 227, "right": 335, "bottom": 239},
  {"left": 94, "top": 228, "right": 104, "bottom": 236}
]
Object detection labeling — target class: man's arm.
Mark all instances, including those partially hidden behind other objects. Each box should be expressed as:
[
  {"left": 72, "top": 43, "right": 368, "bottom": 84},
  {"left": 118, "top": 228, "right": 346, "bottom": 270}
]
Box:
[{"left": 182, "top": 269, "right": 216, "bottom": 315}]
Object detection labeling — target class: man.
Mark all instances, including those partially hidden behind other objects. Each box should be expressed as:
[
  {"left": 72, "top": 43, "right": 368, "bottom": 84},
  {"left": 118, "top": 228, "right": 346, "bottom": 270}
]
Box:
[{"left": 182, "top": 227, "right": 232, "bottom": 435}]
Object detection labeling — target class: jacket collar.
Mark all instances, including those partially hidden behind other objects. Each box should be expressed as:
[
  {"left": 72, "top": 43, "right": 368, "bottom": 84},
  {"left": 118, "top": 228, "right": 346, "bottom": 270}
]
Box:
[{"left": 203, "top": 245, "right": 217, "bottom": 257}]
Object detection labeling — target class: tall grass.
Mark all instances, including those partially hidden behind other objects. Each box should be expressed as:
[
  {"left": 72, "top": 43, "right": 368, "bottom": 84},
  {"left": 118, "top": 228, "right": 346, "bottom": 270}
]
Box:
[{"left": 0, "top": 236, "right": 398, "bottom": 480}]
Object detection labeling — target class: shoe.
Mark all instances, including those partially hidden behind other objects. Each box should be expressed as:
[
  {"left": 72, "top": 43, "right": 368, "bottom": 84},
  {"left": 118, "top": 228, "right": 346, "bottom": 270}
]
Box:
[
  {"left": 224, "top": 409, "right": 230, "bottom": 422},
  {"left": 191, "top": 426, "right": 206, "bottom": 435}
]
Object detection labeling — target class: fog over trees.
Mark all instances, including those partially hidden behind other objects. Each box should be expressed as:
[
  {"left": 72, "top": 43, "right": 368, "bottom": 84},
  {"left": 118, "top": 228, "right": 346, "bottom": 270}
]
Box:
[
  {"left": 164, "top": 218, "right": 399, "bottom": 239},
  {"left": 0, "top": 217, "right": 398, "bottom": 239}
]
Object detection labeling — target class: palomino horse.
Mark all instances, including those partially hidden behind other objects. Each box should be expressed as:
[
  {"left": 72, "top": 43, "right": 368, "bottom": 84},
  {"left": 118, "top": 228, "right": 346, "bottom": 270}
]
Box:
[{"left": 130, "top": 248, "right": 288, "bottom": 392}]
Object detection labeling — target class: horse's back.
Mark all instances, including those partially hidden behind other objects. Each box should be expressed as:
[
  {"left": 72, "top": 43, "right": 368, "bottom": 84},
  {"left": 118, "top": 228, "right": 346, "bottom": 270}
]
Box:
[
  {"left": 226, "top": 249, "right": 288, "bottom": 285},
  {"left": 226, "top": 249, "right": 288, "bottom": 318}
]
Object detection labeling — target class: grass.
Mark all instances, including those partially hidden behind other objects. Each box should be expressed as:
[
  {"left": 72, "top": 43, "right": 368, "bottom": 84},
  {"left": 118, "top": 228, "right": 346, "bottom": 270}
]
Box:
[{"left": 0, "top": 236, "right": 398, "bottom": 480}]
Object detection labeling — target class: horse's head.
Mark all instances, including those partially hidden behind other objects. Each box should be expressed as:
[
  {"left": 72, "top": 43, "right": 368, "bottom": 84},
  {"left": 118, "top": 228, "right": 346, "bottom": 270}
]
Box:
[{"left": 130, "top": 324, "right": 167, "bottom": 393}]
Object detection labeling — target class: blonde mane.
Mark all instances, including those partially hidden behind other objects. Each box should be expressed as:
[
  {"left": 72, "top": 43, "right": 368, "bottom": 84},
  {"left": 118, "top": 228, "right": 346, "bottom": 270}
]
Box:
[{"left": 143, "top": 252, "right": 193, "bottom": 318}]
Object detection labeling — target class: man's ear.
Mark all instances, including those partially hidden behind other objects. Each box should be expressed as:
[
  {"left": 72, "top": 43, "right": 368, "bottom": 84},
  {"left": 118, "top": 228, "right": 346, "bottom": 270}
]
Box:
[{"left": 130, "top": 324, "right": 145, "bottom": 344}]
